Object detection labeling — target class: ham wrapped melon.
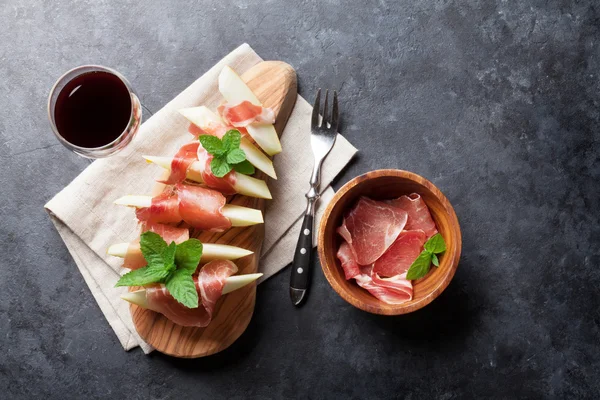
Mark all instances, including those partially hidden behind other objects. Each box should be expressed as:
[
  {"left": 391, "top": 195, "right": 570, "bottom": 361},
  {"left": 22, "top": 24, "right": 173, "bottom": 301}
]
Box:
[
  {"left": 179, "top": 106, "right": 277, "bottom": 179},
  {"left": 217, "top": 66, "right": 282, "bottom": 156},
  {"left": 115, "top": 184, "right": 263, "bottom": 232},
  {"left": 143, "top": 141, "right": 272, "bottom": 199},
  {"left": 121, "top": 260, "right": 262, "bottom": 327},
  {"left": 107, "top": 223, "right": 253, "bottom": 270}
]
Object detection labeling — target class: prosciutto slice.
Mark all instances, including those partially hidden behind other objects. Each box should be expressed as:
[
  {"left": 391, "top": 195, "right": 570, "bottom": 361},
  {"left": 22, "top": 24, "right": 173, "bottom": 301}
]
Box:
[
  {"left": 123, "top": 223, "right": 189, "bottom": 270},
  {"left": 135, "top": 189, "right": 181, "bottom": 224},
  {"left": 176, "top": 183, "right": 231, "bottom": 232},
  {"left": 163, "top": 142, "right": 200, "bottom": 185},
  {"left": 373, "top": 230, "right": 426, "bottom": 277},
  {"left": 336, "top": 240, "right": 413, "bottom": 304},
  {"left": 135, "top": 184, "right": 231, "bottom": 232},
  {"left": 188, "top": 121, "right": 226, "bottom": 138},
  {"left": 145, "top": 260, "right": 237, "bottom": 327},
  {"left": 188, "top": 120, "right": 249, "bottom": 139},
  {"left": 362, "top": 272, "right": 413, "bottom": 304},
  {"left": 336, "top": 241, "right": 362, "bottom": 280},
  {"left": 218, "top": 101, "right": 275, "bottom": 127},
  {"left": 388, "top": 193, "right": 437, "bottom": 238},
  {"left": 196, "top": 145, "right": 237, "bottom": 195},
  {"left": 337, "top": 197, "right": 408, "bottom": 265}
]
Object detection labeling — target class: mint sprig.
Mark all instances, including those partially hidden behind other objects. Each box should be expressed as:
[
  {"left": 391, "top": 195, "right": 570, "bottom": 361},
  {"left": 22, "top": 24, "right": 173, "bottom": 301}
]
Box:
[
  {"left": 198, "top": 130, "right": 255, "bottom": 178},
  {"left": 115, "top": 232, "right": 204, "bottom": 308},
  {"left": 406, "top": 233, "right": 446, "bottom": 280}
]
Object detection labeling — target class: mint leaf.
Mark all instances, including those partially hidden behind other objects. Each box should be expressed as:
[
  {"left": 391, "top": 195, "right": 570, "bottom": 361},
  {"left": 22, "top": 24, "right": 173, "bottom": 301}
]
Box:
[
  {"left": 165, "top": 269, "right": 199, "bottom": 308},
  {"left": 140, "top": 231, "right": 167, "bottom": 268},
  {"left": 226, "top": 148, "right": 246, "bottom": 164},
  {"left": 174, "top": 239, "right": 203, "bottom": 273},
  {"left": 222, "top": 130, "right": 241, "bottom": 152},
  {"left": 232, "top": 160, "right": 255, "bottom": 175},
  {"left": 210, "top": 156, "right": 232, "bottom": 178},
  {"left": 199, "top": 135, "right": 224, "bottom": 156},
  {"left": 431, "top": 253, "right": 439, "bottom": 267},
  {"left": 162, "top": 241, "right": 177, "bottom": 272},
  {"left": 424, "top": 233, "right": 446, "bottom": 254},
  {"left": 406, "top": 251, "right": 433, "bottom": 280},
  {"left": 115, "top": 264, "right": 170, "bottom": 287}
]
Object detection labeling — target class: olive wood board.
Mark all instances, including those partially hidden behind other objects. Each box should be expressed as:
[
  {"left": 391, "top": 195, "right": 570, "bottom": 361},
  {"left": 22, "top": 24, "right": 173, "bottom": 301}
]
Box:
[{"left": 129, "top": 61, "right": 297, "bottom": 358}]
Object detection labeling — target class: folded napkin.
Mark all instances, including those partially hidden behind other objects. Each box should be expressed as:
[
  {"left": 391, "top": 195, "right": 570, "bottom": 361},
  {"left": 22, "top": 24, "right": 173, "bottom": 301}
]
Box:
[{"left": 45, "top": 43, "right": 357, "bottom": 353}]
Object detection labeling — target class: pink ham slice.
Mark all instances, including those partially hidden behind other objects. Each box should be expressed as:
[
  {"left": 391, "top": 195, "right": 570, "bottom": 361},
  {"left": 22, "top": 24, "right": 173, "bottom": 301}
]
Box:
[
  {"left": 354, "top": 274, "right": 412, "bottom": 304},
  {"left": 123, "top": 223, "right": 190, "bottom": 270},
  {"left": 139, "top": 222, "right": 189, "bottom": 243},
  {"left": 336, "top": 240, "right": 413, "bottom": 304},
  {"left": 388, "top": 193, "right": 437, "bottom": 238},
  {"left": 135, "top": 189, "right": 181, "bottom": 224},
  {"left": 196, "top": 145, "right": 237, "bottom": 195},
  {"left": 362, "top": 272, "right": 413, "bottom": 304},
  {"left": 135, "top": 184, "right": 231, "bottom": 232},
  {"left": 188, "top": 122, "right": 249, "bottom": 139},
  {"left": 176, "top": 183, "right": 231, "bottom": 232},
  {"left": 145, "top": 260, "right": 237, "bottom": 327},
  {"left": 188, "top": 122, "right": 226, "bottom": 138},
  {"left": 373, "top": 230, "right": 426, "bottom": 277},
  {"left": 337, "top": 197, "right": 408, "bottom": 265},
  {"left": 218, "top": 101, "right": 275, "bottom": 127},
  {"left": 162, "top": 142, "right": 200, "bottom": 185},
  {"left": 336, "top": 241, "right": 361, "bottom": 280}
]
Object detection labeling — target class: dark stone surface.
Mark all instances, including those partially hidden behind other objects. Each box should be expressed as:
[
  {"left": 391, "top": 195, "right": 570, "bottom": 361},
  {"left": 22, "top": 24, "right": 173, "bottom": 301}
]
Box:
[{"left": 2, "top": 0, "right": 599, "bottom": 398}]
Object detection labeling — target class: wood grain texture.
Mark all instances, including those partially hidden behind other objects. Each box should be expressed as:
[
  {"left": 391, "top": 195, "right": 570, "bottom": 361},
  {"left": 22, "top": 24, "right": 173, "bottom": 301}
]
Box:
[
  {"left": 130, "top": 61, "right": 297, "bottom": 357},
  {"left": 317, "top": 169, "right": 462, "bottom": 315}
]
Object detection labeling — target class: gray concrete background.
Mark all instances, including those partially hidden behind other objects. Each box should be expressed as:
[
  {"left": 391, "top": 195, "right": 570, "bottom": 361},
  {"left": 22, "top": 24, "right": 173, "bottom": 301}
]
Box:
[{"left": 2, "top": 0, "right": 599, "bottom": 398}]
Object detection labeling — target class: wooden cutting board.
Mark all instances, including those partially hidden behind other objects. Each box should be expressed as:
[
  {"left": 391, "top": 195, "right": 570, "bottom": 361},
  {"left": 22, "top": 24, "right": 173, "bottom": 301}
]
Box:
[{"left": 130, "top": 61, "right": 297, "bottom": 358}]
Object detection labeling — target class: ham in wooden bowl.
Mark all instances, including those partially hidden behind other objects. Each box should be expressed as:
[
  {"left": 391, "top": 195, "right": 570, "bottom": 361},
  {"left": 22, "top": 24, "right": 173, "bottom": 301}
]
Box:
[{"left": 317, "top": 169, "right": 461, "bottom": 315}]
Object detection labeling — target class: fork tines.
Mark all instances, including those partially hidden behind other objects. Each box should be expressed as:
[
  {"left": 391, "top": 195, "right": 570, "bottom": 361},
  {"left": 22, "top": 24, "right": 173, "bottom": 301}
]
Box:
[{"left": 312, "top": 89, "right": 339, "bottom": 132}]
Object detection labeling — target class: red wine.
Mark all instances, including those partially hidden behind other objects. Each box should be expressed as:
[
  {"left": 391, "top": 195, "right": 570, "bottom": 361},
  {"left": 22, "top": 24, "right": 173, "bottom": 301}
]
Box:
[{"left": 54, "top": 71, "right": 132, "bottom": 148}]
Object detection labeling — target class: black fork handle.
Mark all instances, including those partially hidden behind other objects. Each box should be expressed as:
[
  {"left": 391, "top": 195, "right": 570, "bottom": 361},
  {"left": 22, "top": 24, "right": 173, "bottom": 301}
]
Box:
[{"left": 289, "top": 213, "right": 314, "bottom": 305}]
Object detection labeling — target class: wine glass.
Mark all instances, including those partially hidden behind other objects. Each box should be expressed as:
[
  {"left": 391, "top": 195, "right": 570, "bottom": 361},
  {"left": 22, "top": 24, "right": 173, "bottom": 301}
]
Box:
[{"left": 47, "top": 65, "right": 142, "bottom": 158}]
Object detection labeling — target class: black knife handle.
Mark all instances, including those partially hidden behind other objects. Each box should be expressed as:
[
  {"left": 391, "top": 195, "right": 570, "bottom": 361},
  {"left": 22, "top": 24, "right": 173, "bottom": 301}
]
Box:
[{"left": 290, "top": 213, "right": 314, "bottom": 294}]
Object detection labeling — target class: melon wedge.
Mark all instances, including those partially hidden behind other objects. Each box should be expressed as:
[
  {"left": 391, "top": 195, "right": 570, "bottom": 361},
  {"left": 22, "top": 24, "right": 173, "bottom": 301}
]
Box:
[{"left": 218, "top": 66, "right": 282, "bottom": 156}]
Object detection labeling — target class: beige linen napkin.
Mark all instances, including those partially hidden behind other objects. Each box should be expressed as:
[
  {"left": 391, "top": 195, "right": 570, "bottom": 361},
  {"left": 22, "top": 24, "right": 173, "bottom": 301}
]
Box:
[{"left": 45, "top": 43, "right": 357, "bottom": 353}]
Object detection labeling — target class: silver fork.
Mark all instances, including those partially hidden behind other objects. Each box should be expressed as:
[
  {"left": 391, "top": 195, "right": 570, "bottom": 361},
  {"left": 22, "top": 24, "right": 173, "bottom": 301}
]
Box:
[{"left": 290, "top": 89, "right": 339, "bottom": 306}]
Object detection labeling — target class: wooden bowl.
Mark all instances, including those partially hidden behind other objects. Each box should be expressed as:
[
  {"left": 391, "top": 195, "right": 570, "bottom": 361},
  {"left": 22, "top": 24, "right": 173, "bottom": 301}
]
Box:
[{"left": 318, "top": 169, "right": 461, "bottom": 315}]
